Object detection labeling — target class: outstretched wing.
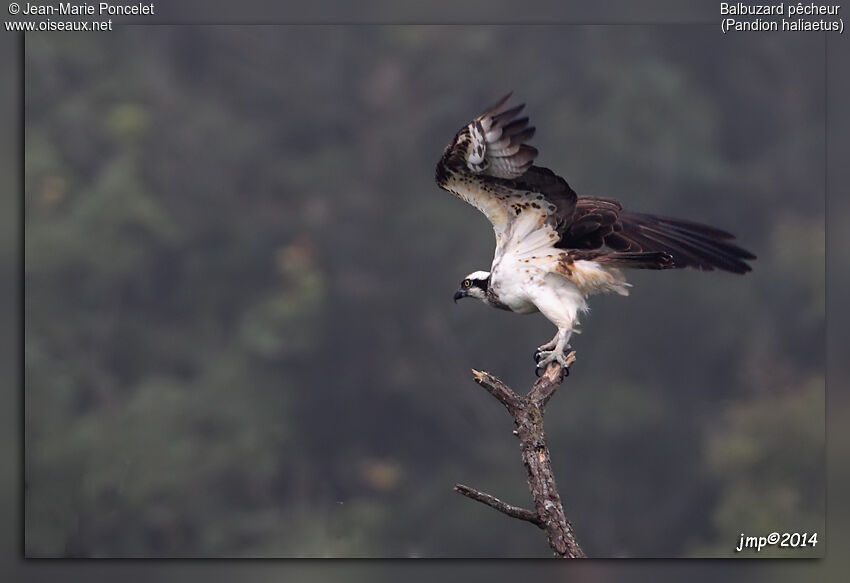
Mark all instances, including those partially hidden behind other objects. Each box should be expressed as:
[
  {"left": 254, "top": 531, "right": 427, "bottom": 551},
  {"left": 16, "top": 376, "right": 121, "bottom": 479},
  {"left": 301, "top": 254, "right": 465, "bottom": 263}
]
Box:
[
  {"left": 435, "top": 95, "right": 755, "bottom": 274},
  {"left": 560, "top": 198, "right": 756, "bottom": 273},
  {"left": 435, "top": 94, "right": 577, "bottom": 250},
  {"left": 445, "top": 93, "right": 539, "bottom": 180}
]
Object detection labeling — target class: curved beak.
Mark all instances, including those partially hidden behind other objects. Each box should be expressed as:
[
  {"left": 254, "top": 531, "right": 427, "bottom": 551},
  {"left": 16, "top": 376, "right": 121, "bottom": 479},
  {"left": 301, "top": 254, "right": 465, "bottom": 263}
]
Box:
[{"left": 453, "top": 289, "right": 466, "bottom": 303}]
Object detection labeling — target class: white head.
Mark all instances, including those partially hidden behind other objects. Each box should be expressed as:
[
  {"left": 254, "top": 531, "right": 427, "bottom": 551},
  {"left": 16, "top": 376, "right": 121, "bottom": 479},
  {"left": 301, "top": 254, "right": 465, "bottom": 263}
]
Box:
[{"left": 453, "top": 270, "right": 491, "bottom": 304}]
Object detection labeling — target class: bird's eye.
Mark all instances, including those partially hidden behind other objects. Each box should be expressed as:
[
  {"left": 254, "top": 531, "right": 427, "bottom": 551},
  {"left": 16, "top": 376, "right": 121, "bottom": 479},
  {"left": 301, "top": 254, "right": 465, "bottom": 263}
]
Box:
[{"left": 463, "top": 279, "right": 472, "bottom": 288}]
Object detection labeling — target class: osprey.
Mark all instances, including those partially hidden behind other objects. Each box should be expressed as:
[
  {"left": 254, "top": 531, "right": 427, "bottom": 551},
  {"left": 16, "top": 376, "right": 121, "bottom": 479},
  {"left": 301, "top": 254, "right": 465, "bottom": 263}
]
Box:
[{"left": 436, "top": 95, "right": 755, "bottom": 373}]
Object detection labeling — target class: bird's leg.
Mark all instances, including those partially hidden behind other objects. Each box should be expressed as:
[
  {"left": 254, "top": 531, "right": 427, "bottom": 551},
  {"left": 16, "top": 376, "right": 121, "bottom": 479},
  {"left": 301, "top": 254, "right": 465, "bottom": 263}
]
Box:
[{"left": 534, "top": 327, "right": 573, "bottom": 373}]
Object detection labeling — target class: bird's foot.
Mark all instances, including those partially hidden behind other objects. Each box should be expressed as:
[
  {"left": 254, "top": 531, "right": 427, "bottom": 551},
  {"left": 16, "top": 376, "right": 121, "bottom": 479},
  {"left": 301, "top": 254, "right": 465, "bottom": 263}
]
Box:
[
  {"left": 534, "top": 347, "right": 573, "bottom": 377},
  {"left": 533, "top": 339, "right": 558, "bottom": 362}
]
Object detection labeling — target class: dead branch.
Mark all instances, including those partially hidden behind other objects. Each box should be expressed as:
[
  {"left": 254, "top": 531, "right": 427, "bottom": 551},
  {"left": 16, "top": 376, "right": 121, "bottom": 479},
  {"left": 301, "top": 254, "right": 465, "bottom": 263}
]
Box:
[
  {"left": 453, "top": 484, "right": 542, "bottom": 526},
  {"left": 455, "top": 352, "right": 585, "bottom": 558}
]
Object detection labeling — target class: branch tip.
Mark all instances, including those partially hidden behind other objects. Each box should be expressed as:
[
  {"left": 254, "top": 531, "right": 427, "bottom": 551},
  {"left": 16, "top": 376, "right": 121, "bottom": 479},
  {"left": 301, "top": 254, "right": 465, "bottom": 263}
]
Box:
[{"left": 454, "top": 483, "right": 543, "bottom": 527}]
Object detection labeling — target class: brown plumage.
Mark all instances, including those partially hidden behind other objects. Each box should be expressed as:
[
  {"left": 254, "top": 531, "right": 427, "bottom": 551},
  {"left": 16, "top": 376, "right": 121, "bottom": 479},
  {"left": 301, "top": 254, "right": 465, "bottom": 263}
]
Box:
[{"left": 436, "top": 93, "right": 755, "bottom": 274}]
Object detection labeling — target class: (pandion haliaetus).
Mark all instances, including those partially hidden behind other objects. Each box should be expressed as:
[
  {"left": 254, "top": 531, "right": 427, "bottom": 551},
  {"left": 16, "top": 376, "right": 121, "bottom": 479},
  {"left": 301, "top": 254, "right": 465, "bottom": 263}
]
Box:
[{"left": 436, "top": 95, "right": 755, "bottom": 373}]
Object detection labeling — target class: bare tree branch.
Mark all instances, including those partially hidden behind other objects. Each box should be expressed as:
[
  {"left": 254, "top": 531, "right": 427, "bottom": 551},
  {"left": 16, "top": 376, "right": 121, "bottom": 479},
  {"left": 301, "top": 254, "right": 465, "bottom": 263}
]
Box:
[
  {"left": 528, "top": 351, "right": 576, "bottom": 409},
  {"left": 470, "top": 369, "right": 521, "bottom": 410},
  {"left": 455, "top": 353, "right": 585, "bottom": 558},
  {"left": 453, "top": 484, "right": 543, "bottom": 527}
]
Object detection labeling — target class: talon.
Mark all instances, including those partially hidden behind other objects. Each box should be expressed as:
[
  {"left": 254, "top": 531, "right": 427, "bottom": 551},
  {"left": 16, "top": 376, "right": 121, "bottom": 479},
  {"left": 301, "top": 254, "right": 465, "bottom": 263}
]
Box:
[
  {"left": 536, "top": 340, "right": 557, "bottom": 354},
  {"left": 534, "top": 352, "right": 542, "bottom": 364},
  {"left": 535, "top": 366, "right": 544, "bottom": 378},
  {"left": 533, "top": 347, "right": 574, "bottom": 375}
]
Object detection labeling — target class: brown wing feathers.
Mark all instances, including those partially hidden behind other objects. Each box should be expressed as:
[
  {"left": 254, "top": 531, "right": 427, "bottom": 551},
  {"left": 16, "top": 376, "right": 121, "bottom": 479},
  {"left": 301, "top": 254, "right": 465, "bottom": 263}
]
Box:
[
  {"left": 616, "top": 213, "right": 756, "bottom": 274},
  {"left": 559, "top": 197, "right": 622, "bottom": 249},
  {"left": 470, "top": 94, "right": 539, "bottom": 179},
  {"left": 558, "top": 200, "right": 756, "bottom": 274},
  {"left": 438, "top": 95, "right": 755, "bottom": 274},
  {"left": 496, "top": 166, "right": 578, "bottom": 232}
]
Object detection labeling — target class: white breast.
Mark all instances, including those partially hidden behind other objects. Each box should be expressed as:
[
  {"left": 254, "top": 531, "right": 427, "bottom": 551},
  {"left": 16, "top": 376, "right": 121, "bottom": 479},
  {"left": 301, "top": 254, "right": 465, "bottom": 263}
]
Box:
[{"left": 489, "top": 255, "right": 543, "bottom": 314}]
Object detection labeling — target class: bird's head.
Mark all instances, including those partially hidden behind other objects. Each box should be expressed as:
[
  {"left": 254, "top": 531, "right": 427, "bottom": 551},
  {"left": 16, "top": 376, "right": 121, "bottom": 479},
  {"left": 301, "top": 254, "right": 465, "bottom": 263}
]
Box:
[{"left": 454, "top": 271, "right": 491, "bottom": 304}]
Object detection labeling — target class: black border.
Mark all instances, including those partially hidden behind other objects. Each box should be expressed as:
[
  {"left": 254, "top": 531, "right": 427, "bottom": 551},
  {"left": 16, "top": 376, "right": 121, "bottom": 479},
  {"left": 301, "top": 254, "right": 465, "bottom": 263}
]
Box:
[{"left": 5, "top": 1, "right": 848, "bottom": 579}]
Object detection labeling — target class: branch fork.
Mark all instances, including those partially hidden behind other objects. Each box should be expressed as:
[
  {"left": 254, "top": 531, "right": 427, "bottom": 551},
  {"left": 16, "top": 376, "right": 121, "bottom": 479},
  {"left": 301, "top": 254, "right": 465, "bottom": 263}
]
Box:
[{"left": 455, "top": 352, "right": 585, "bottom": 558}]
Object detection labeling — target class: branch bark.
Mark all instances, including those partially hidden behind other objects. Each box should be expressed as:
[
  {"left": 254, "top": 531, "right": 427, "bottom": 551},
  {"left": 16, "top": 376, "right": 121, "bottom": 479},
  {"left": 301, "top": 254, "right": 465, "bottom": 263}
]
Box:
[{"left": 454, "top": 352, "right": 585, "bottom": 558}]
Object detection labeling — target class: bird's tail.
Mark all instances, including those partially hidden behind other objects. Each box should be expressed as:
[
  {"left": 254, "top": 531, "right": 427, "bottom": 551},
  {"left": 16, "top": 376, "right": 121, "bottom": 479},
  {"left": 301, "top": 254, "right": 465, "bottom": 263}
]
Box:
[{"left": 591, "top": 251, "right": 675, "bottom": 270}]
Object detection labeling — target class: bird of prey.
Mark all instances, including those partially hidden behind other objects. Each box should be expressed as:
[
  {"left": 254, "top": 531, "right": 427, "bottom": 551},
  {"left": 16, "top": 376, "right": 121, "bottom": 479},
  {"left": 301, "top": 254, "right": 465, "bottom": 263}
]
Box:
[{"left": 435, "top": 94, "right": 755, "bottom": 373}]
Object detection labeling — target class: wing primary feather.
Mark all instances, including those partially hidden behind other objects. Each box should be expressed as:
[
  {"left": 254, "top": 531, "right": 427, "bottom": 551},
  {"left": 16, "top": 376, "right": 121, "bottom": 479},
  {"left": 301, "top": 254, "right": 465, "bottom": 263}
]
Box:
[
  {"left": 619, "top": 218, "right": 754, "bottom": 273},
  {"left": 481, "top": 93, "right": 513, "bottom": 117},
  {"left": 492, "top": 104, "right": 525, "bottom": 125},
  {"left": 501, "top": 117, "right": 530, "bottom": 135},
  {"left": 508, "top": 127, "right": 536, "bottom": 147}
]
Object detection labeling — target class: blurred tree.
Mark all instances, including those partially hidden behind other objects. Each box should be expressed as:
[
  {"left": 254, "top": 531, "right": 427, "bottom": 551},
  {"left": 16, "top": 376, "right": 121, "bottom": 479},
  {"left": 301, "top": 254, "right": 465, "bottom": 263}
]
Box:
[{"left": 24, "top": 26, "right": 823, "bottom": 557}]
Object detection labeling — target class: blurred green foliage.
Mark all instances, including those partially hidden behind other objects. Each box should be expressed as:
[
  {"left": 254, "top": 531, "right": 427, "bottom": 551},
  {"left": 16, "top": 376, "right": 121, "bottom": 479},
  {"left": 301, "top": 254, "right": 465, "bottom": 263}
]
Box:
[{"left": 24, "top": 26, "right": 823, "bottom": 557}]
